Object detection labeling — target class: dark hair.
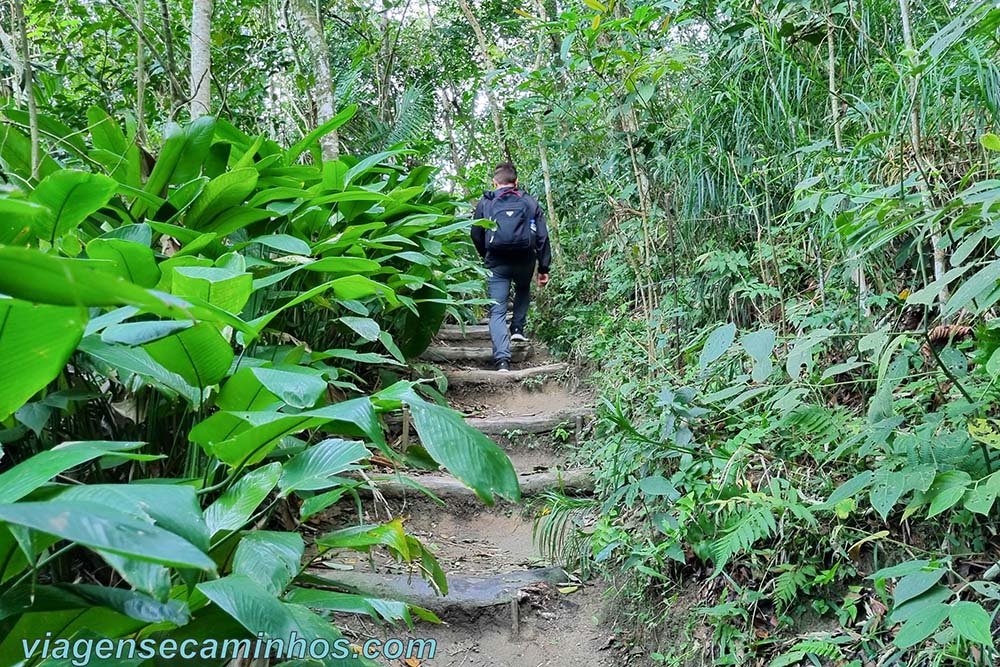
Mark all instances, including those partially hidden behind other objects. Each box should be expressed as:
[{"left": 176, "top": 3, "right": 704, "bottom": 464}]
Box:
[{"left": 493, "top": 162, "right": 517, "bottom": 186}]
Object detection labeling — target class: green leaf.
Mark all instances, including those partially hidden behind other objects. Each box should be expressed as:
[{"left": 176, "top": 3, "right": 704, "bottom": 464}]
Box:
[
  {"left": 0, "top": 501, "right": 215, "bottom": 571},
  {"left": 0, "top": 441, "right": 144, "bottom": 504},
  {"left": 138, "top": 117, "right": 216, "bottom": 214},
  {"left": 204, "top": 463, "right": 281, "bottom": 536},
  {"left": 86, "top": 238, "right": 160, "bottom": 287},
  {"left": 286, "top": 105, "right": 358, "bottom": 166},
  {"left": 143, "top": 322, "right": 234, "bottom": 388},
  {"left": 893, "top": 603, "right": 950, "bottom": 649},
  {"left": 869, "top": 468, "right": 904, "bottom": 521},
  {"left": 894, "top": 568, "right": 946, "bottom": 606},
  {"left": 699, "top": 323, "right": 735, "bottom": 370},
  {"left": 29, "top": 170, "right": 118, "bottom": 244},
  {"left": 100, "top": 320, "right": 192, "bottom": 345},
  {"left": 0, "top": 197, "right": 47, "bottom": 245},
  {"left": 942, "top": 259, "right": 1000, "bottom": 318},
  {"left": 0, "top": 300, "right": 87, "bottom": 420},
  {"left": 339, "top": 316, "right": 381, "bottom": 342},
  {"left": 740, "top": 328, "right": 775, "bottom": 382},
  {"left": 172, "top": 265, "right": 253, "bottom": 314},
  {"left": 638, "top": 475, "right": 679, "bottom": 498},
  {"left": 79, "top": 336, "right": 201, "bottom": 403},
  {"left": 344, "top": 149, "right": 410, "bottom": 187},
  {"left": 926, "top": 470, "right": 972, "bottom": 517},
  {"left": 186, "top": 168, "right": 260, "bottom": 232},
  {"left": 279, "top": 439, "right": 370, "bottom": 495},
  {"left": 981, "top": 133, "right": 1000, "bottom": 152},
  {"left": 407, "top": 398, "right": 520, "bottom": 504},
  {"left": 949, "top": 601, "right": 994, "bottom": 645},
  {"left": 826, "top": 471, "right": 873, "bottom": 505},
  {"left": 233, "top": 531, "right": 304, "bottom": 596}
]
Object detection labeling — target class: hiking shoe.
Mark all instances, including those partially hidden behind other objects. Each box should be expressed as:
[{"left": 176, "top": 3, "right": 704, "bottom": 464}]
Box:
[
  {"left": 510, "top": 329, "right": 528, "bottom": 343},
  {"left": 496, "top": 359, "right": 511, "bottom": 372}
]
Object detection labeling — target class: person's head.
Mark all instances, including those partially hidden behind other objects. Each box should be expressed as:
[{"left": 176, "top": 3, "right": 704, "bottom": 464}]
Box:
[{"left": 493, "top": 162, "right": 518, "bottom": 188}]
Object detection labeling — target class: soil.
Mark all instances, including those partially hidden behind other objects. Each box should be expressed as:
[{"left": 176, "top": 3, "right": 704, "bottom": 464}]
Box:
[{"left": 307, "top": 331, "right": 618, "bottom": 666}]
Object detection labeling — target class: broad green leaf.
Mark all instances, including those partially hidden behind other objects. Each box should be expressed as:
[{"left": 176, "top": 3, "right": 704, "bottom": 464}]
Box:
[
  {"left": 247, "top": 234, "right": 311, "bottom": 256},
  {"left": 786, "top": 329, "right": 834, "bottom": 380},
  {"left": 143, "top": 322, "right": 234, "bottom": 388},
  {"left": 86, "top": 238, "right": 160, "bottom": 287},
  {"left": 233, "top": 531, "right": 304, "bottom": 596},
  {"left": 279, "top": 439, "right": 370, "bottom": 495},
  {"left": 79, "top": 336, "right": 201, "bottom": 403},
  {"left": 893, "top": 603, "right": 950, "bottom": 649},
  {"left": 204, "top": 463, "right": 282, "bottom": 536},
  {"left": 138, "top": 117, "right": 216, "bottom": 214},
  {"left": 0, "top": 246, "right": 253, "bottom": 333},
  {"left": 100, "top": 320, "right": 192, "bottom": 345},
  {"left": 981, "top": 133, "right": 1000, "bottom": 151},
  {"left": 317, "top": 519, "right": 410, "bottom": 558},
  {"left": 638, "top": 475, "right": 679, "bottom": 498},
  {"left": 826, "top": 471, "right": 873, "bottom": 505},
  {"left": 926, "top": 470, "right": 972, "bottom": 517},
  {"left": 942, "top": 259, "right": 1000, "bottom": 318},
  {"left": 894, "top": 568, "right": 946, "bottom": 606},
  {"left": 0, "top": 197, "right": 46, "bottom": 245},
  {"left": 740, "top": 328, "right": 775, "bottom": 382},
  {"left": 0, "top": 441, "right": 144, "bottom": 504},
  {"left": 869, "top": 468, "right": 904, "bottom": 521},
  {"left": 0, "top": 581, "right": 188, "bottom": 625},
  {"left": 286, "top": 104, "right": 358, "bottom": 166},
  {"left": 407, "top": 398, "right": 520, "bottom": 504},
  {"left": 344, "top": 149, "right": 410, "bottom": 187},
  {"left": 339, "top": 316, "right": 381, "bottom": 342},
  {"left": 172, "top": 265, "right": 253, "bottom": 313},
  {"left": 949, "top": 601, "right": 994, "bottom": 645},
  {"left": 0, "top": 501, "right": 215, "bottom": 571},
  {"left": 300, "top": 487, "right": 349, "bottom": 521},
  {"left": 251, "top": 367, "right": 327, "bottom": 409},
  {"left": 186, "top": 167, "right": 260, "bottom": 232},
  {"left": 29, "top": 170, "right": 118, "bottom": 244},
  {"left": 0, "top": 299, "right": 87, "bottom": 420}
]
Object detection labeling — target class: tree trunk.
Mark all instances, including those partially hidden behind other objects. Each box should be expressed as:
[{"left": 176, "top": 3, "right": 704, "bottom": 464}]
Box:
[
  {"left": 456, "top": 0, "right": 510, "bottom": 161},
  {"left": 189, "top": 0, "right": 213, "bottom": 118},
  {"left": 289, "top": 0, "right": 339, "bottom": 161},
  {"left": 13, "top": 0, "right": 40, "bottom": 180},
  {"left": 136, "top": 0, "right": 147, "bottom": 145},
  {"left": 898, "top": 0, "right": 948, "bottom": 310}
]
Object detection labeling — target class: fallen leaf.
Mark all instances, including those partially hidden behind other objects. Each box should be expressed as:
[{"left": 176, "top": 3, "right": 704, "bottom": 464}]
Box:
[{"left": 558, "top": 585, "right": 580, "bottom": 594}]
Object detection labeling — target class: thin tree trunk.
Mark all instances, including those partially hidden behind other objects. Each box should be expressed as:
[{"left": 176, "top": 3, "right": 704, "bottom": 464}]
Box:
[
  {"left": 289, "top": 0, "right": 339, "bottom": 161},
  {"left": 157, "top": 0, "right": 182, "bottom": 104},
  {"left": 13, "top": 0, "right": 40, "bottom": 180},
  {"left": 898, "top": 0, "right": 948, "bottom": 310},
  {"left": 536, "top": 117, "right": 560, "bottom": 262},
  {"left": 136, "top": 0, "right": 147, "bottom": 145},
  {"left": 439, "top": 89, "right": 468, "bottom": 194},
  {"left": 189, "top": 0, "right": 212, "bottom": 118},
  {"left": 456, "top": 0, "right": 510, "bottom": 161}
]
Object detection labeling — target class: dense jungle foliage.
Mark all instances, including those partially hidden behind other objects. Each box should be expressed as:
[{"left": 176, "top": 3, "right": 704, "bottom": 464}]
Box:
[{"left": 2, "top": 0, "right": 1000, "bottom": 665}]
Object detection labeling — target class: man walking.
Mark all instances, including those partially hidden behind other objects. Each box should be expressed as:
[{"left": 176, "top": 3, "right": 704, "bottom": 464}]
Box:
[{"left": 471, "top": 162, "right": 551, "bottom": 372}]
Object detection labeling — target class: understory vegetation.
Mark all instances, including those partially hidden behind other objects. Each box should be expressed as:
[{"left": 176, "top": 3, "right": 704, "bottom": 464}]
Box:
[{"left": 2, "top": 0, "right": 1000, "bottom": 665}]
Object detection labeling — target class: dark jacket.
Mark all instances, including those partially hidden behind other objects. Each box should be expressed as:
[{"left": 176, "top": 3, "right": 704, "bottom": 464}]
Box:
[{"left": 470, "top": 187, "right": 552, "bottom": 274}]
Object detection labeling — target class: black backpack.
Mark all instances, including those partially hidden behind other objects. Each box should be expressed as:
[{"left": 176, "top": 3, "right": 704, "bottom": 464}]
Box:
[{"left": 485, "top": 189, "right": 535, "bottom": 252}]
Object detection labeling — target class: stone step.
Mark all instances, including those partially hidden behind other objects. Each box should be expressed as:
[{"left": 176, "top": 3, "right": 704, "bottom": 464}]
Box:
[
  {"left": 467, "top": 407, "right": 593, "bottom": 435},
  {"left": 420, "top": 342, "right": 534, "bottom": 364},
  {"left": 444, "top": 362, "right": 568, "bottom": 387},
  {"left": 302, "top": 566, "right": 570, "bottom": 614},
  {"left": 437, "top": 324, "right": 492, "bottom": 342},
  {"left": 364, "top": 467, "right": 595, "bottom": 501}
]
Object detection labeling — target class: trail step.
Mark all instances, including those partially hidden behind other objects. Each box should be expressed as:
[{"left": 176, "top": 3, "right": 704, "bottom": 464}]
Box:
[
  {"left": 467, "top": 407, "right": 593, "bottom": 435},
  {"left": 437, "top": 324, "right": 491, "bottom": 342},
  {"left": 365, "top": 467, "right": 595, "bottom": 500},
  {"left": 304, "top": 566, "right": 570, "bottom": 614},
  {"left": 444, "top": 362, "right": 568, "bottom": 387},
  {"left": 420, "top": 343, "right": 534, "bottom": 364}
]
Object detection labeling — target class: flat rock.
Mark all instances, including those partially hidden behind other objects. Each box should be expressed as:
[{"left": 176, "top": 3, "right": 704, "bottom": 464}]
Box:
[
  {"left": 420, "top": 343, "right": 533, "bottom": 364},
  {"left": 444, "top": 362, "right": 568, "bottom": 387},
  {"left": 303, "top": 566, "right": 570, "bottom": 613},
  {"left": 363, "top": 467, "right": 594, "bottom": 500},
  {"left": 437, "top": 325, "right": 491, "bottom": 342},
  {"left": 467, "top": 407, "right": 593, "bottom": 435}
]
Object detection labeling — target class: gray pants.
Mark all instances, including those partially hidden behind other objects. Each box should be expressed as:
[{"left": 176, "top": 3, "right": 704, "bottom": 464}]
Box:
[{"left": 487, "top": 261, "right": 534, "bottom": 362}]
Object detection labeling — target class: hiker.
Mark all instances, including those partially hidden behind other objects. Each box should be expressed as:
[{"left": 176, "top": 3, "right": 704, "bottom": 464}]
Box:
[{"left": 471, "top": 162, "right": 552, "bottom": 372}]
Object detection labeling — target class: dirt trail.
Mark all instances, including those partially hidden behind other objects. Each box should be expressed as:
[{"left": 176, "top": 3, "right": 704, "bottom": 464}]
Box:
[{"left": 314, "top": 326, "right": 619, "bottom": 666}]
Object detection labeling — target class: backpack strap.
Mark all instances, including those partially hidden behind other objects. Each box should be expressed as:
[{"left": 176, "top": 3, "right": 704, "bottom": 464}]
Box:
[{"left": 496, "top": 187, "right": 523, "bottom": 198}]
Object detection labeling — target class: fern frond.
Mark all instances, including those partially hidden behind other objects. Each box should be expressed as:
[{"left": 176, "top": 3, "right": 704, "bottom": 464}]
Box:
[{"left": 711, "top": 505, "right": 776, "bottom": 570}]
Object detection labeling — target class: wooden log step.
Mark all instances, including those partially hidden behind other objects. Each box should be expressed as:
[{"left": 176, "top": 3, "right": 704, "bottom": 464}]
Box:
[
  {"left": 436, "top": 324, "right": 491, "bottom": 342},
  {"left": 363, "top": 467, "right": 595, "bottom": 501},
  {"left": 420, "top": 343, "right": 533, "bottom": 364},
  {"left": 466, "top": 407, "right": 593, "bottom": 435},
  {"left": 303, "top": 566, "right": 570, "bottom": 614},
  {"left": 444, "top": 362, "right": 568, "bottom": 387}
]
